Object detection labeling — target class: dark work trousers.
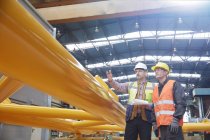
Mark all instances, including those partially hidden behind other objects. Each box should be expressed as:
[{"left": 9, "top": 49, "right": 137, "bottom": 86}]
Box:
[
  {"left": 124, "top": 116, "right": 152, "bottom": 140},
  {"left": 159, "top": 126, "right": 184, "bottom": 140}
]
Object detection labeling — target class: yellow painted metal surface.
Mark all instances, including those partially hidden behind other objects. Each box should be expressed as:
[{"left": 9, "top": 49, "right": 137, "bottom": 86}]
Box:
[
  {"left": 0, "top": 104, "right": 102, "bottom": 120},
  {"left": 1, "top": 101, "right": 210, "bottom": 133},
  {"left": 82, "top": 122, "right": 210, "bottom": 132},
  {"left": 183, "top": 122, "right": 210, "bottom": 132},
  {"left": 53, "top": 136, "right": 124, "bottom": 140},
  {"left": 72, "top": 120, "right": 108, "bottom": 128},
  {"left": 81, "top": 125, "right": 124, "bottom": 131},
  {"left": 0, "top": 114, "right": 74, "bottom": 132},
  {"left": 1, "top": 98, "right": 12, "bottom": 104},
  {"left": 77, "top": 137, "right": 124, "bottom": 140},
  {"left": 0, "top": 112, "right": 115, "bottom": 133},
  {"left": 95, "top": 75, "right": 119, "bottom": 102},
  {"left": 53, "top": 137, "right": 124, "bottom": 140},
  {"left": 77, "top": 137, "right": 123, "bottom": 140},
  {"left": 0, "top": 0, "right": 125, "bottom": 128},
  {"left": 0, "top": 75, "right": 23, "bottom": 102}
]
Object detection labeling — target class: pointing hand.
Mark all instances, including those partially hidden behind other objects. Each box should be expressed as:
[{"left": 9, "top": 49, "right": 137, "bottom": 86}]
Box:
[{"left": 106, "top": 70, "right": 113, "bottom": 82}]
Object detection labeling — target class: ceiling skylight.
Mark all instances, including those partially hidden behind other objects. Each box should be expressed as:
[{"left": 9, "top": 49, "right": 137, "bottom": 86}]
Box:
[
  {"left": 103, "top": 72, "right": 200, "bottom": 82},
  {"left": 86, "top": 55, "right": 210, "bottom": 69},
  {"left": 66, "top": 30, "right": 210, "bottom": 51}
]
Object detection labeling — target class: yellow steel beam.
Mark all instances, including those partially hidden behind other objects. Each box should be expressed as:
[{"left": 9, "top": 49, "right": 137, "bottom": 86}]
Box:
[
  {"left": 0, "top": 113, "right": 114, "bottom": 133},
  {"left": 183, "top": 122, "right": 210, "bottom": 132},
  {"left": 95, "top": 75, "right": 119, "bottom": 102},
  {"left": 81, "top": 125, "right": 124, "bottom": 132},
  {"left": 1, "top": 107, "right": 210, "bottom": 133},
  {"left": 0, "top": 104, "right": 103, "bottom": 120},
  {"left": 0, "top": 114, "right": 74, "bottom": 132},
  {"left": 75, "top": 137, "right": 124, "bottom": 140},
  {"left": 0, "top": 75, "right": 23, "bottom": 102},
  {"left": 56, "top": 137, "right": 124, "bottom": 140},
  {"left": 72, "top": 120, "right": 108, "bottom": 128},
  {"left": 0, "top": 0, "right": 125, "bottom": 128},
  {"left": 1, "top": 98, "right": 12, "bottom": 104}
]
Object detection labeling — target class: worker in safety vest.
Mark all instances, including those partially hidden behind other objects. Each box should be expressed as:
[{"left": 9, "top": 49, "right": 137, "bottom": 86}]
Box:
[
  {"left": 151, "top": 62, "right": 186, "bottom": 140},
  {"left": 106, "top": 62, "right": 154, "bottom": 140}
]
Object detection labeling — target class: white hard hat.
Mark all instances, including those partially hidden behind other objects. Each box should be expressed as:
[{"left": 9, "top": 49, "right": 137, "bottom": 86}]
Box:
[{"left": 134, "top": 62, "right": 147, "bottom": 71}]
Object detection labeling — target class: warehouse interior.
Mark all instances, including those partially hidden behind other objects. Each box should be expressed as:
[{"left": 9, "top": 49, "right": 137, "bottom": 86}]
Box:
[{"left": 1, "top": 0, "right": 210, "bottom": 140}]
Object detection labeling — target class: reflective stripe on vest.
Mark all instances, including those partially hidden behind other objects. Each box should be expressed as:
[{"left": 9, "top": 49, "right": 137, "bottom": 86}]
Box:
[
  {"left": 155, "top": 110, "right": 175, "bottom": 117},
  {"left": 154, "top": 100, "right": 174, "bottom": 107}
]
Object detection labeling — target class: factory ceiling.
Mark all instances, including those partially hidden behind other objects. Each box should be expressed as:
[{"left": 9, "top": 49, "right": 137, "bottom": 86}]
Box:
[{"left": 30, "top": 0, "right": 210, "bottom": 104}]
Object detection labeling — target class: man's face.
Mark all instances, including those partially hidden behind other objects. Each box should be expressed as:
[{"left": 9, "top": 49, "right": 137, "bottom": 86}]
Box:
[
  {"left": 134, "top": 69, "right": 147, "bottom": 80},
  {"left": 154, "top": 67, "right": 168, "bottom": 79}
]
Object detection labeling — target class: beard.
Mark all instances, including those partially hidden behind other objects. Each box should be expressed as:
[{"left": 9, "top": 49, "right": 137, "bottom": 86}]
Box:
[{"left": 136, "top": 75, "right": 143, "bottom": 81}]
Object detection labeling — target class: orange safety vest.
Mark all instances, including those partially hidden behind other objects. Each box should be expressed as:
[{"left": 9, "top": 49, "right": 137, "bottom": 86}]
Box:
[{"left": 152, "top": 80, "right": 183, "bottom": 127}]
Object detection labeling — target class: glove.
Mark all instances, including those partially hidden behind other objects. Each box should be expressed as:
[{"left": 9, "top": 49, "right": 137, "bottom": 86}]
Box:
[
  {"left": 152, "top": 122, "right": 158, "bottom": 137},
  {"left": 169, "top": 117, "right": 179, "bottom": 134}
]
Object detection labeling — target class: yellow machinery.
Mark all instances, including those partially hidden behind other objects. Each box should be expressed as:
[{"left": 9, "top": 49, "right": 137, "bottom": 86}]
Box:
[{"left": 0, "top": 0, "right": 125, "bottom": 134}]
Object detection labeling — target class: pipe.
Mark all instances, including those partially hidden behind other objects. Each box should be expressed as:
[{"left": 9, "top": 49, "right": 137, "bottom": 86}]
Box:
[
  {"left": 0, "top": 104, "right": 102, "bottom": 120},
  {"left": 0, "top": 1, "right": 125, "bottom": 128},
  {"left": 95, "top": 75, "right": 119, "bottom": 102},
  {"left": 55, "top": 136, "right": 124, "bottom": 140},
  {"left": 1, "top": 108, "right": 210, "bottom": 133},
  {"left": 0, "top": 114, "right": 74, "bottom": 132},
  {"left": 80, "top": 125, "right": 123, "bottom": 131},
  {"left": 183, "top": 122, "right": 210, "bottom": 132},
  {"left": 0, "top": 75, "right": 23, "bottom": 102},
  {"left": 72, "top": 120, "right": 108, "bottom": 128},
  {"left": 76, "top": 137, "right": 124, "bottom": 140}
]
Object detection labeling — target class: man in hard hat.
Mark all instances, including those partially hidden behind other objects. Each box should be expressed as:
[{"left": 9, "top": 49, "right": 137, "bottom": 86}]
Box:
[
  {"left": 106, "top": 62, "right": 154, "bottom": 140},
  {"left": 151, "top": 62, "right": 186, "bottom": 140}
]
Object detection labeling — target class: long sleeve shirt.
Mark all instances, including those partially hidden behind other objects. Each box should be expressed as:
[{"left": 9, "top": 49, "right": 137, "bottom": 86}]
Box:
[{"left": 109, "top": 80, "right": 129, "bottom": 93}]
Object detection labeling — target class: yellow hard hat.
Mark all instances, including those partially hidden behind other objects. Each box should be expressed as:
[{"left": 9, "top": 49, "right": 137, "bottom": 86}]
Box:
[{"left": 151, "top": 62, "right": 170, "bottom": 72}]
